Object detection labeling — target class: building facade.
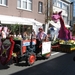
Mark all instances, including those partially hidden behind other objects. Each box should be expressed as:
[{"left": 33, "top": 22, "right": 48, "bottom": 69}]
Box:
[
  {"left": 0, "top": 0, "right": 45, "bottom": 23},
  {"left": 53, "top": 0, "right": 71, "bottom": 25},
  {"left": 0, "top": 0, "right": 46, "bottom": 34},
  {"left": 71, "top": 0, "right": 75, "bottom": 26},
  {"left": 45, "top": 0, "right": 72, "bottom": 34}
]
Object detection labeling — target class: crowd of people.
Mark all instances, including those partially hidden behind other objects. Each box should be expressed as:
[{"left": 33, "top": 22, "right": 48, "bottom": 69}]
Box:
[
  {"left": 0, "top": 26, "right": 59, "bottom": 42},
  {"left": 0, "top": 26, "right": 58, "bottom": 52},
  {"left": 0, "top": 27, "right": 48, "bottom": 41}
]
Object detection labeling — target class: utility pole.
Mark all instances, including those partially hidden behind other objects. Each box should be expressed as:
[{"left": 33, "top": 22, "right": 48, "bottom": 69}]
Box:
[
  {"left": 47, "top": 0, "right": 48, "bottom": 23},
  {"left": 45, "top": 0, "right": 53, "bottom": 22},
  {"left": 46, "top": 0, "right": 53, "bottom": 22},
  {"left": 44, "top": 0, "right": 53, "bottom": 34},
  {"left": 70, "top": 2, "right": 73, "bottom": 26},
  {"left": 49, "top": 0, "right": 53, "bottom": 20},
  {"left": 45, "top": 0, "right": 48, "bottom": 23}
]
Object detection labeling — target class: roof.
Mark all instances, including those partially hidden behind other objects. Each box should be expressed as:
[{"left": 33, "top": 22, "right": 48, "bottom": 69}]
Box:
[{"left": 61, "top": 0, "right": 71, "bottom": 4}]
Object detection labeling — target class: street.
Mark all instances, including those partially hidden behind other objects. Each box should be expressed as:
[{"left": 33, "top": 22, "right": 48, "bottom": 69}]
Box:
[{"left": 0, "top": 51, "right": 75, "bottom": 75}]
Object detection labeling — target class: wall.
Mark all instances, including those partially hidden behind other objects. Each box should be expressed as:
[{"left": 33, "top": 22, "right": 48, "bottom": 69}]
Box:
[{"left": 0, "top": 0, "right": 45, "bottom": 24}]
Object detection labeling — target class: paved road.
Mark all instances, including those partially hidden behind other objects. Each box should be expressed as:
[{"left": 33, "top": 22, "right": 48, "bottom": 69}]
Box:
[{"left": 0, "top": 51, "right": 75, "bottom": 75}]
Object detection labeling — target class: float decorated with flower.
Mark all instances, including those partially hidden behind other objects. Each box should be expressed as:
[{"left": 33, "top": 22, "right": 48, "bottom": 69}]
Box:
[{"left": 51, "top": 11, "right": 75, "bottom": 52}]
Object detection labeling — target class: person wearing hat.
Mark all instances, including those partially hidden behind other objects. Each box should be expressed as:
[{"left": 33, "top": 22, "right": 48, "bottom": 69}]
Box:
[
  {"left": 36, "top": 27, "right": 47, "bottom": 41},
  {"left": 36, "top": 27, "right": 47, "bottom": 50}
]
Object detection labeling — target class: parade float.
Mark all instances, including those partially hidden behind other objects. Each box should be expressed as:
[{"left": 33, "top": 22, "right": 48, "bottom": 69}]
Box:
[
  {"left": 51, "top": 11, "right": 75, "bottom": 52},
  {"left": 0, "top": 25, "right": 51, "bottom": 66}
]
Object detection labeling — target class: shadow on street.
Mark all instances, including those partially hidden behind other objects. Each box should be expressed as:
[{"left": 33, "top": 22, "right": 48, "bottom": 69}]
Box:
[{"left": 8, "top": 51, "right": 75, "bottom": 75}]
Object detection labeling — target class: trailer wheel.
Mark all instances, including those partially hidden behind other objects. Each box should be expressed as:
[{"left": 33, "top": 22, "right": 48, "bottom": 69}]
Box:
[
  {"left": 44, "top": 53, "right": 51, "bottom": 59},
  {"left": 26, "top": 53, "right": 36, "bottom": 66}
]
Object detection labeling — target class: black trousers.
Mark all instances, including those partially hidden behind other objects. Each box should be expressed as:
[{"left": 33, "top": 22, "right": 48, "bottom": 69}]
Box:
[{"left": 36, "top": 39, "right": 42, "bottom": 53}]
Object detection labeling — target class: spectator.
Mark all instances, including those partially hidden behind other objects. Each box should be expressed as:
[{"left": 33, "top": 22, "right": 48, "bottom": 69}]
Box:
[
  {"left": 13, "top": 32, "right": 16, "bottom": 38},
  {"left": 23, "top": 31, "right": 28, "bottom": 40},
  {"left": 1, "top": 27, "right": 6, "bottom": 39},
  {"left": 9, "top": 32, "right": 14, "bottom": 38},
  {"left": 32, "top": 29, "right": 36, "bottom": 39},
  {"left": 17, "top": 33, "right": 22, "bottom": 38},
  {"left": 6, "top": 28, "right": 11, "bottom": 37}
]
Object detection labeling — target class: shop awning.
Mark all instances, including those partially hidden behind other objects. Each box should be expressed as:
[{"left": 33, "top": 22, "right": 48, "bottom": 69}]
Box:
[
  {"left": 0, "top": 15, "right": 33, "bottom": 25},
  {"left": 0, "top": 15, "right": 43, "bottom": 26},
  {"left": 23, "top": 18, "right": 43, "bottom": 26},
  {"left": 49, "top": 20, "right": 70, "bottom": 28}
]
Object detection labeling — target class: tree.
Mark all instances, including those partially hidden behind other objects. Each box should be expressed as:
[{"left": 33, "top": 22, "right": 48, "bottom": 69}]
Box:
[{"left": 11, "top": 24, "right": 19, "bottom": 34}]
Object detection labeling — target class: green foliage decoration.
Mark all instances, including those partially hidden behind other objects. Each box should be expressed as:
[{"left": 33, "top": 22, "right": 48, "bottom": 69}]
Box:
[{"left": 11, "top": 24, "right": 19, "bottom": 33}]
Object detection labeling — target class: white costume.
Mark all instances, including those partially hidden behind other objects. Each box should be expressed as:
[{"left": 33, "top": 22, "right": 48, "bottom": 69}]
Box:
[{"left": 50, "top": 27, "right": 59, "bottom": 40}]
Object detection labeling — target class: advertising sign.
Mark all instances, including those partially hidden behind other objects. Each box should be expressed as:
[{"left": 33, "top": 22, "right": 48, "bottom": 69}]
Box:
[{"left": 42, "top": 41, "right": 51, "bottom": 55}]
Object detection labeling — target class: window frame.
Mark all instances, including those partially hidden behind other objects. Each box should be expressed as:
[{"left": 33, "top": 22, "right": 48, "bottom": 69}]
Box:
[
  {"left": 62, "top": 3, "right": 68, "bottom": 10},
  {"left": 38, "top": 1, "right": 43, "bottom": 13},
  {"left": 57, "top": 1, "right": 62, "bottom": 8},
  {"left": 53, "top": 0, "right": 57, "bottom": 6},
  {"left": 17, "top": 0, "right": 32, "bottom": 11},
  {"left": 0, "top": 0, "right": 7, "bottom": 6}
]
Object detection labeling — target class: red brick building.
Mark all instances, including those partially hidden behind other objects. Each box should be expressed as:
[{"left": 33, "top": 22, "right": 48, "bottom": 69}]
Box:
[{"left": 0, "top": 0, "right": 46, "bottom": 33}]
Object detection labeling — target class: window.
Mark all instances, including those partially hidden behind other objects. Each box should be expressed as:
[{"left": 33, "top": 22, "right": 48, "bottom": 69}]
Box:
[
  {"left": 57, "top": 1, "right": 62, "bottom": 8},
  {"left": 0, "top": 0, "right": 7, "bottom": 6},
  {"left": 22, "top": 0, "right": 27, "bottom": 9},
  {"left": 53, "top": 0, "right": 57, "bottom": 6},
  {"left": 62, "top": 3, "right": 68, "bottom": 10},
  {"left": 27, "top": 0, "right": 32, "bottom": 10},
  {"left": 17, "top": 0, "right": 21, "bottom": 8},
  {"left": 38, "top": 1, "right": 43, "bottom": 13},
  {"left": 17, "top": 0, "right": 32, "bottom": 11}
]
